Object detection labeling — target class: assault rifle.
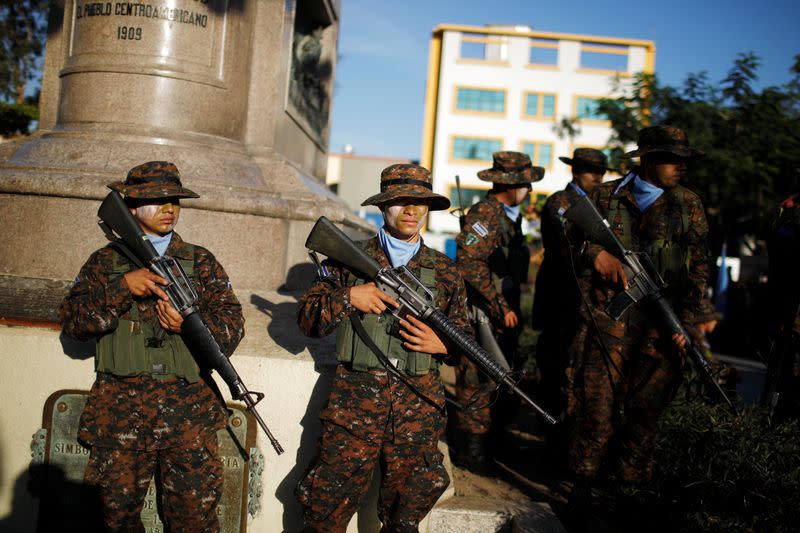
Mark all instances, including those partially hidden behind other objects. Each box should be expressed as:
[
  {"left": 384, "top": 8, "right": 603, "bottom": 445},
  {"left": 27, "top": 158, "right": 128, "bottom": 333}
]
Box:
[
  {"left": 305, "top": 216, "right": 557, "bottom": 425},
  {"left": 453, "top": 174, "right": 512, "bottom": 372},
  {"left": 562, "top": 195, "right": 738, "bottom": 414},
  {"left": 97, "top": 191, "right": 284, "bottom": 454}
]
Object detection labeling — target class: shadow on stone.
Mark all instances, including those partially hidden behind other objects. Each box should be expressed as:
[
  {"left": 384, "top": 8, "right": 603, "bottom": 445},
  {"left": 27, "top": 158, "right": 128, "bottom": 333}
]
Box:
[
  {"left": 274, "top": 363, "right": 336, "bottom": 532},
  {"left": 0, "top": 463, "right": 103, "bottom": 533}
]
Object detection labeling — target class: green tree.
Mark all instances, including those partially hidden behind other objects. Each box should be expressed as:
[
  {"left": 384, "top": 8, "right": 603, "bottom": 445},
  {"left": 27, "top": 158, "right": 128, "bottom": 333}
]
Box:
[
  {"left": 597, "top": 53, "right": 800, "bottom": 245},
  {"left": 0, "top": 0, "right": 48, "bottom": 136}
]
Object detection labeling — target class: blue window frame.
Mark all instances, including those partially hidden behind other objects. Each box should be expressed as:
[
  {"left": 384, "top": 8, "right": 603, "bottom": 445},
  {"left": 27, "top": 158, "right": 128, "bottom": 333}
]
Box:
[
  {"left": 456, "top": 88, "right": 505, "bottom": 113},
  {"left": 525, "top": 92, "right": 556, "bottom": 119},
  {"left": 453, "top": 137, "right": 502, "bottom": 161},
  {"left": 576, "top": 97, "right": 607, "bottom": 120}
]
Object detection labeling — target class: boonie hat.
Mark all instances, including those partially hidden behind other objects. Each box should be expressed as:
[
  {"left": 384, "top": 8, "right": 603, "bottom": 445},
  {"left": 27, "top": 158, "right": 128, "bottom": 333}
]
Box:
[
  {"left": 621, "top": 125, "right": 705, "bottom": 160},
  {"left": 361, "top": 163, "right": 450, "bottom": 211},
  {"left": 559, "top": 147, "right": 615, "bottom": 172},
  {"left": 477, "top": 151, "right": 545, "bottom": 185},
  {"left": 108, "top": 161, "right": 200, "bottom": 199}
]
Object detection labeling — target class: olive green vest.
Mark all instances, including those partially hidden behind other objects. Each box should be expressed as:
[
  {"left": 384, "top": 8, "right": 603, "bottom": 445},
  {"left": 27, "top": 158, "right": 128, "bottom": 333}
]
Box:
[
  {"left": 607, "top": 187, "right": 691, "bottom": 293},
  {"left": 334, "top": 248, "right": 439, "bottom": 376},
  {"left": 95, "top": 245, "right": 202, "bottom": 382}
]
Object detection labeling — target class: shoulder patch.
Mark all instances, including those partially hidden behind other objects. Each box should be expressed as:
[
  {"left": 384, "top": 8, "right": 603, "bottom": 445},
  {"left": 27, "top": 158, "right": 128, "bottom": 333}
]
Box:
[
  {"left": 465, "top": 233, "right": 479, "bottom": 246},
  {"left": 471, "top": 221, "right": 489, "bottom": 237}
]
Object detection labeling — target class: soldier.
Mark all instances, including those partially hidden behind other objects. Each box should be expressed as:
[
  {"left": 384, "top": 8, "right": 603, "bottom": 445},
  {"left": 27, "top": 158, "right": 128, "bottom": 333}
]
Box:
[
  {"left": 532, "top": 149, "right": 613, "bottom": 429},
  {"left": 567, "top": 126, "right": 709, "bottom": 509},
  {"left": 761, "top": 189, "right": 800, "bottom": 420},
  {"left": 453, "top": 151, "right": 544, "bottom": 474},
  {"left": 60, "top": 162, "right": 244, "bottom": 532},
  {"left": 295, "top": 164, "right": 471, "bottom": 532}
]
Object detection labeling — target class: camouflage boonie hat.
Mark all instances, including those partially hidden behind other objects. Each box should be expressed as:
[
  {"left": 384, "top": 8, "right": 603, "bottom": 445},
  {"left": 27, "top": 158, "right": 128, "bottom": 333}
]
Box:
[
  {"left": 621, "top": 125, "right": 705, "bottom": 160},
  {"left": 107, "top": 161, "right": 200, "bottom": 199},
  {"left": 477, "top": 151, "right": 545, "bottom": 185},
  {"left": 559, "top": 147, "right": 615, "bottom": 172},
  {"left": 361, "top": 163, "right": 450, "bottom": 211}
]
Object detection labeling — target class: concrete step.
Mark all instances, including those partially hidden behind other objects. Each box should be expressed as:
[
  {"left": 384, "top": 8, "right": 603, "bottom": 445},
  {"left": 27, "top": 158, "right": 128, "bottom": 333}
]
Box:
[{"left": 425, "top": 496, "right": 566, "bottom": 533}]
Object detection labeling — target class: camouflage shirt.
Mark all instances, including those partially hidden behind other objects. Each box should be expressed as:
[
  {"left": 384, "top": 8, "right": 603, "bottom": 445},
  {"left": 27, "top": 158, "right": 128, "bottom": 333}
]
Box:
[
  {"left": 532, "top": 185, "right": 584, "bottom": 329},
  {"left": 297, "top": 236, "right": 471, "bottom": 361},
  {"left": 59, "top": 232, "right": 245, "bottom": 450},
  {"left": 581, "top": 178, "right": 709, "bottom": 336},
  {"left": 455, "top": 194, "right": 523, "bottom": 324}
]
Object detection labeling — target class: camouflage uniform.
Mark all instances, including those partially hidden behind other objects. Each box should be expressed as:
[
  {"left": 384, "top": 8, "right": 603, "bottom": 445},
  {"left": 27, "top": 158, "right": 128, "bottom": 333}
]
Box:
[
  {"left": 762, "top": 194, "right": 800, "bottom": 419},
  {"left": 567, "top": 128, "right": 709, "bottom": 485},
  {"left": 296, "top": 164, "right": 470, "bottom": 532},
  {"left": 454, "top": 152, "right": 543, "bottom": 436},
  {"left": 59, "top": 162, "right": 244, "bottom": 532},
  {"left": 296, "top": 237, "right": 470, "bottom": 532},
  {"left": 533, "top": 149, "right": 614, "bottom": 419},
  {"left": 532, "top": 185, "right": 584, "bottom": 416}
]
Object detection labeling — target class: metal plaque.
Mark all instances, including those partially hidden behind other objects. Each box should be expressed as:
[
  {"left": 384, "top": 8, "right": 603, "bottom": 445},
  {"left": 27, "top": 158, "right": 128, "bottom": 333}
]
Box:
[{"left": 33, "top": 389, "right": 260, "bottom": 532}]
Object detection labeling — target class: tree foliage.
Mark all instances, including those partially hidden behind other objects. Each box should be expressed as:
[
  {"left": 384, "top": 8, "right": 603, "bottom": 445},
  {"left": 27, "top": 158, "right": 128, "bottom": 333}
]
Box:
[
  {"left": 597, "top": 53, "right": 800, "bottom": 245},
  {"left": 0, "top": 0, "right": 49, "bottom": 104}
]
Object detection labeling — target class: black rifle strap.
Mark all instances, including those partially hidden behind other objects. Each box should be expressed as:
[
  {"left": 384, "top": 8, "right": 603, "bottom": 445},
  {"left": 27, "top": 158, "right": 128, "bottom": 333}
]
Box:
[{"left": 348, "top": 314, "right": 446, "bottom": 416}]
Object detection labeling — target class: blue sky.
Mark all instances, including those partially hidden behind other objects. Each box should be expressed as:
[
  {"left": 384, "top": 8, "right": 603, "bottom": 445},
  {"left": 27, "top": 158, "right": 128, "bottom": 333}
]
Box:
[{"left": 328, "top": 0, "right": 800, "bottom": 160}]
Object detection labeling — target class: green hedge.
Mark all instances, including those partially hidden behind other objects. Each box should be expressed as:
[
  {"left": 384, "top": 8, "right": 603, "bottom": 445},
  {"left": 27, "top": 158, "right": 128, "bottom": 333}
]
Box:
[{"left": 612, "top": 401, "right": 800, "bottom": 532}]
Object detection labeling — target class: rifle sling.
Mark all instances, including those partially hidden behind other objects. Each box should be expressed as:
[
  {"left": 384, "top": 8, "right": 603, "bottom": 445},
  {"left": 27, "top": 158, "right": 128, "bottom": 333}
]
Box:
[{"left": 348, "top": 314, "right": 446, "bottom": 416}]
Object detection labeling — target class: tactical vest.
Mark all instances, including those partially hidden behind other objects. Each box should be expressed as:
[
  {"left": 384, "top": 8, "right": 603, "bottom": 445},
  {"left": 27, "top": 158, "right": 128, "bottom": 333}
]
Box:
[
  {"left": 95, "top": 245, "right": 202, "bottom": 382},
  {"left": 487, "top": 212, "right": 530, "bottom": 303},
  {"left": 334, "top": 247, "right": 439, "bottom": 376},
  {"left": 607, "top": 187, "right": 691, "bottom": 294}
]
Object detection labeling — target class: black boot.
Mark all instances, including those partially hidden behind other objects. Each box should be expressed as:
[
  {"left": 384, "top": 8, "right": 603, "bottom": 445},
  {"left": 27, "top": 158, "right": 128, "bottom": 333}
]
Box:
[{"left": 456, "top": 432, "right": 496, "bottom": 477}]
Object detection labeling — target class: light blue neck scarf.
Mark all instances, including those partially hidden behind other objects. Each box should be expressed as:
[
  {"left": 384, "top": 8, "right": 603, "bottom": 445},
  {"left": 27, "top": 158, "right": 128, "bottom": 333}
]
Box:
[
  {"left": 632, "top": 174, "right": 664, "bottom": 212},
  {"left": 568, "top": 182, "right": 587, "bottom": 197},
  {"left": 147, "top": 232, "right": 173, "bottom": 257},
  {"left": 378, "top": 227, "right": 421, "bottom": 267},
  {"left": 615, "top": 172, "right": 663, "bottom": 212},
  {"left": 502, "top": 204, "right": 521, "bottom": 221}
]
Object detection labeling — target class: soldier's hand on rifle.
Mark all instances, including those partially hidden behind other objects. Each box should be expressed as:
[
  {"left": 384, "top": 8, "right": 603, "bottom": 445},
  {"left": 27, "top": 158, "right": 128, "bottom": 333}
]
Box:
[
  {"left": 671, "top": 332, "right": 689, "bottom": 355},
  {"left": 594, "top": 250, "right": 629, "bottom": 288},
  {"left": 156, "top": 300, "right": 184, "bottom": 333},
  {"left": 349, "top": 283, "right": 399, "bottom": 314},
  {"left": 399, "top": 315, "right": 448, "bottom": 355},
  {"left": 504, "top": 310, "right": 519, "bottom": 328},
  {"left": 123, "top": 268, "right": 169, "bottom": 300}
]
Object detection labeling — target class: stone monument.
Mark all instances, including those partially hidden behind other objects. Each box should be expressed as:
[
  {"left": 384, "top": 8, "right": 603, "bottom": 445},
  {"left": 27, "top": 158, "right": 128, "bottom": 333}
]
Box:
[{"left": 0, "top": 1, "right": 383, "bottom": 531}]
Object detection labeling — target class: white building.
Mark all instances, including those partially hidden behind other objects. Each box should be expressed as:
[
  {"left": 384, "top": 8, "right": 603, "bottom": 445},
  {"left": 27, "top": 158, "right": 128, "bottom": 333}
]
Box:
[{"left": 420, "top": 24, "right": 655, "bottom": 239}]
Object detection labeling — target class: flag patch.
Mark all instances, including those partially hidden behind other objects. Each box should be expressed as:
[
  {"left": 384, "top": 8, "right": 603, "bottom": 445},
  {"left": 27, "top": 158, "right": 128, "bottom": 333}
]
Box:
[{"left": 471, "top": 221, "right": 489, "bottom": 237}]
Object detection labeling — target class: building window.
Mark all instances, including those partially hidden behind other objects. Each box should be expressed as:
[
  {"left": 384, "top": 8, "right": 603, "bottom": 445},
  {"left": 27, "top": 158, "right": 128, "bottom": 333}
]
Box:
[
  {"left": 460, "top": 33, "right": 509, "bottom": 62},
  {"left": 452, "top": 137, "right": 502, "bottom": 162},
  {"left": 579, "top": 43, "right": 629, "bottom": 72},
  {"left": 523, "top": 92, "right": 557, "bottom": 119},
  {"left": 576, "top": 97, "right": 608, "bottom": 120},
  {"left": 528, "top": 38, "right": 558, "bottom": 67},
  {"left": 521, "top": 142, "right": 554, "bottom": 168},
  {"left": 455, "top": 87, "right": 505, "bottom": 113},
  {"left": 448, "top": 185, "right": 487, "bottom": 210}
]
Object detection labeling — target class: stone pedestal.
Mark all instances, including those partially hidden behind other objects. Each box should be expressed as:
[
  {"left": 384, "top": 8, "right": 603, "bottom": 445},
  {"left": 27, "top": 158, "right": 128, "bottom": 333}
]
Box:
[
  {"left": 0, "top": 2, "right": 384, "bottom": 531},
  {"left": 0, "top": 0, "right": 364, "bottom": 291}
]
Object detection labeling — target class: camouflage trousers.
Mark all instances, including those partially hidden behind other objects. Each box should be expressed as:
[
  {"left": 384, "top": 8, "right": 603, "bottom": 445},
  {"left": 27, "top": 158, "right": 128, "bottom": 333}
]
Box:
[
  {"left": 84, "top": 433, "right": 222, "bottom": 532},
  {"left": 568, "top": 328, "right": 681, "bottom": 484},
  {"left": 297, "top": 365, "right": 449, "bottom": 532}
]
